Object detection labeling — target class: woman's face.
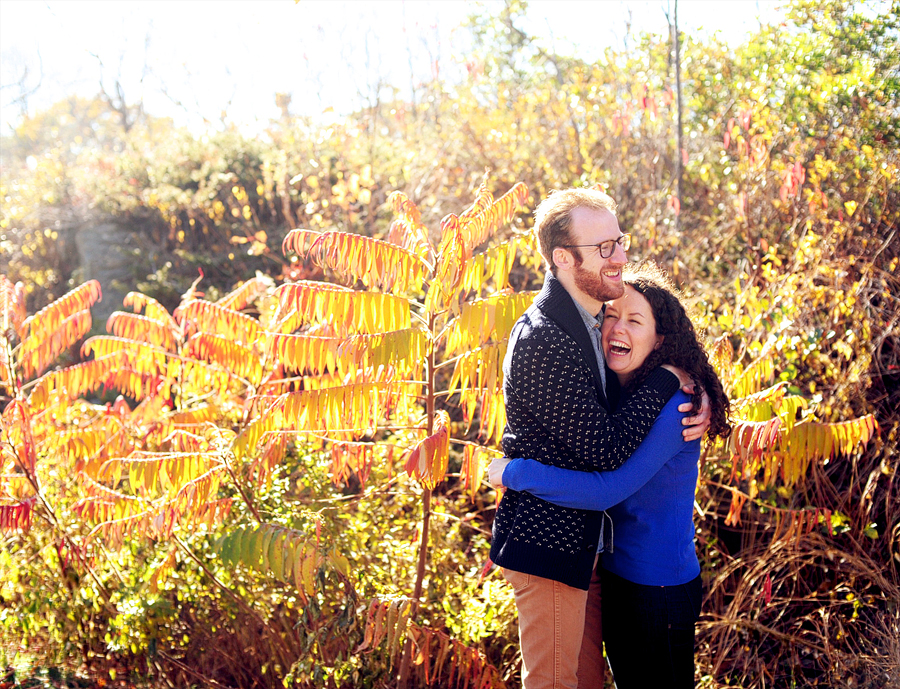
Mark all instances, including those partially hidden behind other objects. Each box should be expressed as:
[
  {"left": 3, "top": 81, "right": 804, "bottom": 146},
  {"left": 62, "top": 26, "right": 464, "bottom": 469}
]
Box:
[{"left": 601, "top": 285, "right": 663, "bottom": 384}]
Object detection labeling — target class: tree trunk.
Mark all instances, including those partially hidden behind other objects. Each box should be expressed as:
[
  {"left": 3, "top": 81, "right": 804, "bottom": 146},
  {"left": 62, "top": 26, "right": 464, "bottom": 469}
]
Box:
[
  {"left": 674, "top": 0, "right": 684, "bottom": 233},
  {"left": 397, "top": 314, "right": 437, "bottom": 687}
]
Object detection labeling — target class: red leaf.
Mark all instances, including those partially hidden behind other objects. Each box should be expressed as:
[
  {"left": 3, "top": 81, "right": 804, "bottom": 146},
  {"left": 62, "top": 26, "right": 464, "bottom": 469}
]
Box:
[{"left": 477, "top": 557, "right": 494, "bottom": 586}]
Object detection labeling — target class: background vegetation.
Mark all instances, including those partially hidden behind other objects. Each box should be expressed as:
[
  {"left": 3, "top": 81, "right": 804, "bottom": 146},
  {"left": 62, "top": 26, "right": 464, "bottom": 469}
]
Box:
[{"left": 1, "top": 1, "right": 898, "bottom": 687}]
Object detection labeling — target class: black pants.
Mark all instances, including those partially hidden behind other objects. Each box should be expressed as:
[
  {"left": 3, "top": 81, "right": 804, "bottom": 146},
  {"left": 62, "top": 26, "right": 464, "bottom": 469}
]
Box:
[{"left": 601, "top": 568, "right": 702, "bottom": 689}]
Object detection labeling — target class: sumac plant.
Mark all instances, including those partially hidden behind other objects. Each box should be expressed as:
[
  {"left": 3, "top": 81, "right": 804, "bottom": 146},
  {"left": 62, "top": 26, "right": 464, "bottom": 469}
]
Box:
[{"left": 1, "top": 179, "right": 533, "bottom": 687}]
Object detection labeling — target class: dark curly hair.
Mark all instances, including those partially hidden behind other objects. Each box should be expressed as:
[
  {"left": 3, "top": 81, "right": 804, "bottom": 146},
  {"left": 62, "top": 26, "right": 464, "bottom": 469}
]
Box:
[{"left": 617, "top": 262, "right": 731, "bottom": 440}]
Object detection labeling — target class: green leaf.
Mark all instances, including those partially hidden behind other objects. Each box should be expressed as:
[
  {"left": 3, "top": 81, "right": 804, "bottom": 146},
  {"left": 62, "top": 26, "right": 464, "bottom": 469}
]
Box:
[
  {"left": 269, "top": 529, "right": 285, "bottom": 580},
  {"left": 259, "top": 525, "right": 276, "bottom": 571},
  {"left": 248, "top": 527, "right": 263, "bottom": 570}
]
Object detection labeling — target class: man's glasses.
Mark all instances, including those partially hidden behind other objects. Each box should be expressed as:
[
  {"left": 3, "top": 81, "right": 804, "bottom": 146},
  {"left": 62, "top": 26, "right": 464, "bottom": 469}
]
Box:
[{"left": 560, "top": 234, "right": 631, "bottom": 259}]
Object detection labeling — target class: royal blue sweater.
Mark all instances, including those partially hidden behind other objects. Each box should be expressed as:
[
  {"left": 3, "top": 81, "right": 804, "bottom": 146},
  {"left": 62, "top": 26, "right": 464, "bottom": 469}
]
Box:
[{"left": 502, "top": 391, "right": 701, "bottom": 587}]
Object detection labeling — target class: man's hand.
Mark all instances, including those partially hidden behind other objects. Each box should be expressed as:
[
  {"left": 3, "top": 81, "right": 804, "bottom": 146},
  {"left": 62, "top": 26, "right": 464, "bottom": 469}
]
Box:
[
  {"left": 679, "top": 387, "right": 711, "bottom": 441},
  {"left": 488, "top": 457, "right": 513, "bottom": 490},
  {"left": 662, "top": 365, "right": 711, "bottom": 441}
]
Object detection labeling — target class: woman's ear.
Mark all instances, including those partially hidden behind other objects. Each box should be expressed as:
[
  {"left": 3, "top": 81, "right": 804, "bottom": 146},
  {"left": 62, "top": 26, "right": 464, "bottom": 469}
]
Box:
[{"left": 654, "top": 335, "right": 664, "bottom": 350}]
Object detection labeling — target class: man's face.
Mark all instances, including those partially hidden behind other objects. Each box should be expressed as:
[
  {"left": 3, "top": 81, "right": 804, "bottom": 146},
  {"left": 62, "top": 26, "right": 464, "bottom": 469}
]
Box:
[{"left": 567, "top": 206, "right": 627, "bottom": 304}]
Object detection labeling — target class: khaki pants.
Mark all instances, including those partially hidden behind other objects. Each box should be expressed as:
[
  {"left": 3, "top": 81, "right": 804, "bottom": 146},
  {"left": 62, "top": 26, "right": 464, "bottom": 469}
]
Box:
[
  {"left": 504, "top": 563, "right": 606, "bottom": 689},
  {"left": 577, "top": 563, "right": 606, "bottom": 689}
]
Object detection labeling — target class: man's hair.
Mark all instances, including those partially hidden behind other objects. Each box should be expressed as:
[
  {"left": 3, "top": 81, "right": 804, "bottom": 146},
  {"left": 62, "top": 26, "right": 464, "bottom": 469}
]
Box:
[{"left": 533, "top": 187, "right": 618, "bottom": 274}]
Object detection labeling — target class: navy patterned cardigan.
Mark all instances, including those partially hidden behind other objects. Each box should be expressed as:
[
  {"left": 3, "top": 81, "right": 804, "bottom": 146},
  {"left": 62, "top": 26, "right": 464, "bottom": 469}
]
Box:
[{"left": 490, "top": 273, "right": 679, "bottom": 590}]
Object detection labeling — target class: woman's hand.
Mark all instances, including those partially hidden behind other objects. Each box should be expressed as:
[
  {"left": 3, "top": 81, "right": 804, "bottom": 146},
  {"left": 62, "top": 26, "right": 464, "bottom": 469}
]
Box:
[{"left": 488, "top": 457, "right": 513, "bottom": 489}]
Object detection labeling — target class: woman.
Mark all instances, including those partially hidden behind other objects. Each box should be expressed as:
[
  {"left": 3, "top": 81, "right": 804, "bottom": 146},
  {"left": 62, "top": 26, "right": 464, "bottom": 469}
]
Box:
[{"left": 490, "top": 263, "right": 731, "bottom": 688}]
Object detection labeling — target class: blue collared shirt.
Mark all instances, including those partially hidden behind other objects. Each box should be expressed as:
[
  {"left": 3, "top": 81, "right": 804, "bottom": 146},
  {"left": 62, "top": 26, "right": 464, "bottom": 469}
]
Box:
[{"left": 572, "top": 299, "right": 607, "bottom": 394}]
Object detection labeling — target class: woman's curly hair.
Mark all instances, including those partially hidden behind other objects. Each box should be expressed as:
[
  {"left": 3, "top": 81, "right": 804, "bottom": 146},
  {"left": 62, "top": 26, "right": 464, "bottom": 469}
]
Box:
[{"left": 618, "top": 262, "right": 731, "bottom": 440}]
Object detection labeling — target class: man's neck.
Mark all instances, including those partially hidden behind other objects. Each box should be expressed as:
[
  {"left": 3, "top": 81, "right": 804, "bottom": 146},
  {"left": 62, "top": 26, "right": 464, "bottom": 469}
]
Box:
[{"left": 555, "top": 272, "right": 603, "bottom": 317}]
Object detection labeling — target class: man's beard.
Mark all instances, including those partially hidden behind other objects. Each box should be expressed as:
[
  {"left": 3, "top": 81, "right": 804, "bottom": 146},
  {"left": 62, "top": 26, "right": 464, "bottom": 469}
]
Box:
[{"left": 573, "top": 261, "right": 624, "bottom": 303}]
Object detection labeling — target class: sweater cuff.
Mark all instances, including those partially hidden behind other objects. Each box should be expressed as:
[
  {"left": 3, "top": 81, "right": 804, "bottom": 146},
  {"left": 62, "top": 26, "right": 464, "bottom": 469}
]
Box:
[
  {"left": 644, "top": 366, "right": 681, "bottom": 401},
  {"left": 502, "top": 458, "right": 526, "bottom": 490}
]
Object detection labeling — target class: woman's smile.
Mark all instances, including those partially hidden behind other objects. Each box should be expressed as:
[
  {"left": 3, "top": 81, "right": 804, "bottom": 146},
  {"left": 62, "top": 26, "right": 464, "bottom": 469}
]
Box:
[{"left": 601, "top": 285, "right": 663, "bottom": 384}]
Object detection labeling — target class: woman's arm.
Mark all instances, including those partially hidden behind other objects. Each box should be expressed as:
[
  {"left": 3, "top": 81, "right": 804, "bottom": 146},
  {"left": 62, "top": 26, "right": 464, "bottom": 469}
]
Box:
[
  {"left": 500, "top": 392, "right": 695, "bottom": 511},
  {"left": 505, "top": 329, "right": 679, "bottom": 471}
]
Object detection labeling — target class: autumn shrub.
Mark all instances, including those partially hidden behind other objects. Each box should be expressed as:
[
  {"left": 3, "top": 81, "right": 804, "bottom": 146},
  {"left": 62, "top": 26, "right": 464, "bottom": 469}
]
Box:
[
  {"left": 1, "top": 173, "right": 533, "bottom": 688},
  {"left": 2, "top": 0, "right": 898, "bottom": 687}
]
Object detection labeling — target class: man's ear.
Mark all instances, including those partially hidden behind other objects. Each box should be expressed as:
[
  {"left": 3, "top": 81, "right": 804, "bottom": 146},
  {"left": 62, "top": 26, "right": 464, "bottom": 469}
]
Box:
[{"left": 553, "top": 247, "right": 573, "bottom": 272}]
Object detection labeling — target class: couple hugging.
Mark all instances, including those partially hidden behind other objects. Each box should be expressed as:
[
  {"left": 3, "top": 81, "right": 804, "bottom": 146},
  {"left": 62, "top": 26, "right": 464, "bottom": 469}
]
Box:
[{"left": 488, "top": 188, "right": 731, "bottom": 689}]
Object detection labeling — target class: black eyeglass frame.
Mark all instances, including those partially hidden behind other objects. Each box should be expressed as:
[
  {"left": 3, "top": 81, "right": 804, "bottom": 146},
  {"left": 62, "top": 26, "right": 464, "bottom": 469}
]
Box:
[{"left": 559, "top": 233, "right": 631, "bottom": 259}]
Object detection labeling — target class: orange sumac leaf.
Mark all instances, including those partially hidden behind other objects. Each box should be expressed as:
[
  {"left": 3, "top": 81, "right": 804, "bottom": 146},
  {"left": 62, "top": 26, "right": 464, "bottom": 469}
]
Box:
[
  {"left": 174, "top": 299, "right": 260, "bottom": 345},
  {"left": 29, "top": 352, "right": 129, "bottom": 406},
  {"left": 444, "top": 292, "right": 537, "bottom": 356},
  {"left": 17, "top": 308, "right": 92, "bottom": 380},
  {"left": 281, "top": 228, "right": 322, "bottom": 257},
  {"left": 459, "top": 237, "right": 528, "bottom": 296},
  {"left": 731, "top": 352, "right": 775, "bottom": 399},
  {"left": 169, "top": 404, "right": 217, "bottom": 427},
  {"left": 460, "top": 445, "right": 501, "bottom": 502},
  {"left": 306, "top": 231, "right": 429, "bottom": 294},
  {"left": 232, "top": 399, "right": 283, "bottom": 460},
  {"left": 0, "top": 276, "right": 27, "bottom": 340},
  {"left": 216, "top": 274, "right": 270, "bottom": 311},
  {"left": 0, "top": 497, "right": 36, "bottom": 534},
  {"left": 724, "top": 489, "right": 747, "bottom": 527},
  {"left": 729, "top": 417, "right": 782, "bottom": 467},
  {"left": 185, "top": 332, "right": 262, "bottom": 385},
  {"left": 267, "top": 333, "right": 340, "bottom": 375},
  {"left": 457, "top": 182, "right": 528, "bottom": 252},
  {"left": 340, "top": 328, "right": 429, "bottom": 377},
  {"left": 21, "top": 280, "right": 101, "bottom": 343},
  {"left": 275, "top": 281, "right": 410, "bottom": 335},
  {"left": 106, "top": 311, "right": 177, "bottom": 350},
  {"left": 82, "top": 337, "right": 170, "bottom": 377},
  {"left": 406, "top": 622, "right": 504, "bottom": 688},
  {"left": 329, "top": 441, "right": 375, "bottom": 487},
  {"left": 2, "top": 400, "right": 37, "bottom": 473},
  {"left": 123, "top": 292, "right": 177, "bottom": 328},
  {"left": 448, "top": 341, "right": 507, "bottom": 399},
  {"left": 46, "top": 418, "right": 129, "bottom": 475},
  {"left": 405, "top": 410, "right": 450, "bottom": 489},
  {"left": 477, "top": 387, "right": 508, "bottom": 445},
  {"left": 781, "top": 415, "right": 878, "bottom": 467},
  {"left": 281, "top": 382, "right": 421, "bottom": 436},
  {"left": 387, "top": 192, "right": 431, "bottom": 257},
  {"left": 270, "top": 326, "right": 426, "bottom": 381},
  {"left": 426, "top": 214, "right": 468, "bottom": 313}
]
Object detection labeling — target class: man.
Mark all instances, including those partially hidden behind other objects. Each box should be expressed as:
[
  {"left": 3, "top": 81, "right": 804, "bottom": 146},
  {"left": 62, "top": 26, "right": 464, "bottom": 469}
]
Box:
[{"left": 489, "top": 187, "right": 708, "bottom": 689}]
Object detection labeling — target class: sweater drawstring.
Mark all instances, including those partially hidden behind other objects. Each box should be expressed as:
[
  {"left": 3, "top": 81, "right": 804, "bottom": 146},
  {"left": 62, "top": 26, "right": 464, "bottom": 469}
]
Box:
[{"left": 599, "top": 510, "right": 615, "bottom": 554}]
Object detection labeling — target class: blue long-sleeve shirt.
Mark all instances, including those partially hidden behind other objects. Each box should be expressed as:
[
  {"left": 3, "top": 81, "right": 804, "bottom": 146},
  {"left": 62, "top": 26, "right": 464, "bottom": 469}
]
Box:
[{"left": 502, "top": 391, "right": 701, "bottom": 587}]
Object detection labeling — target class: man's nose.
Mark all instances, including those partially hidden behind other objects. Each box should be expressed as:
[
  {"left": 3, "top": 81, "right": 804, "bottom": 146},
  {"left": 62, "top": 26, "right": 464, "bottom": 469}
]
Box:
[{"left": 609, "top": 241, "right": 627, "bottom": 264}]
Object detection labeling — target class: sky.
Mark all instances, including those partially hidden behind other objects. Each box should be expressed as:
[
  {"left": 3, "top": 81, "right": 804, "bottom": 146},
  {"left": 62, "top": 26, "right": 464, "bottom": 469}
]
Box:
[{"left": 0, "top": 0, "right": 787, "bottom": 135}]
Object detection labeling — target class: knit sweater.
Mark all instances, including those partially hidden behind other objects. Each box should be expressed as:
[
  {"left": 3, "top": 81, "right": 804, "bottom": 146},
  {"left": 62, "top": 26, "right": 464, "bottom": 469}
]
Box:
[
  {"left": 502, "top": 391, "right": 702, "bottom": 587},
  {"left": 489, "top": 273, "right": 680, "bottom": 590}
]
